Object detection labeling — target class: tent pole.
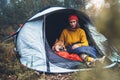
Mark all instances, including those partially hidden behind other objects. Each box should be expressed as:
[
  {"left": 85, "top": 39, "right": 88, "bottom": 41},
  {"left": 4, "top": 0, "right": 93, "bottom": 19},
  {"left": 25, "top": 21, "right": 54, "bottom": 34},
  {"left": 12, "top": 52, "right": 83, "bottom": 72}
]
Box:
[{"left": 43, "top": 14, "right": 50, "bottom": 74}]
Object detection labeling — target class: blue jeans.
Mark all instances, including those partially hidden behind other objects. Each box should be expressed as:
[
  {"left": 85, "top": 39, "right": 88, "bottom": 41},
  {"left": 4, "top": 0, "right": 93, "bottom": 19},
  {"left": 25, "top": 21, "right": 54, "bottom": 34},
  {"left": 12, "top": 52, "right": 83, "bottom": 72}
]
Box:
[{"left": 67, "top": 46, "right": 97, "bottom": 58}]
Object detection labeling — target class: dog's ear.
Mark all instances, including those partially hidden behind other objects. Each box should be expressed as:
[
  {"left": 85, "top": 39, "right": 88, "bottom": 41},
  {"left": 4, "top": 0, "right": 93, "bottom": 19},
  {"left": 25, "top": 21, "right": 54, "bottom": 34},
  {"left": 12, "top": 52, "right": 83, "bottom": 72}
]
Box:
[
  {"left": 52, "top": 39, "right": 58, "bottom": 51},
  {"left": 55, "top": 39, "right": 58, "bottom": 43},
  {"left": 52, "top": 46, "right": 55, "bottom": 51},
  {"left": 62, "top": 41, "right": 64, "bottom": 45}
]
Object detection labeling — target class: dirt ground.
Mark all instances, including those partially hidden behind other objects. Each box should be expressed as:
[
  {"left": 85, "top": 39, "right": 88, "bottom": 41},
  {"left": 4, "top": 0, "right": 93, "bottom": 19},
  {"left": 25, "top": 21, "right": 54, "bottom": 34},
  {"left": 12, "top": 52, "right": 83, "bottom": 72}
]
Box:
[{"left": 0, "top": 41, "right": 120, "bottom": 80}]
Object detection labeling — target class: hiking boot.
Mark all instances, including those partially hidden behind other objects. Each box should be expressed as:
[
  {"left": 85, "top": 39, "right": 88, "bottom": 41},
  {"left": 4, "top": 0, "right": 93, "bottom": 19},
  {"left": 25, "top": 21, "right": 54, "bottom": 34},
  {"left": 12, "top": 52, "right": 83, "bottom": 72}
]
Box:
[
  {"left": 86, "top": 56, "right": 106, "bottom": 67},
  {"left": 81, "top": 54, "right": 96, "bottom": 67},
  {"left": 86, "top": 61, "right": 95, "bottom": 67},
  {"left": 95, "top": 56, "right": 106, "bottom": 63}
]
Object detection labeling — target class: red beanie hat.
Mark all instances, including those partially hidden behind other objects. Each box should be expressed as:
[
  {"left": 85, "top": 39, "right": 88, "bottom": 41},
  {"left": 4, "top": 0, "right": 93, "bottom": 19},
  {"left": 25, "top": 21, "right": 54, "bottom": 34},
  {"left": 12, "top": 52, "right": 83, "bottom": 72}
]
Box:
[{"left": 68, "top": 15, "right": 78, "bottom": 21}]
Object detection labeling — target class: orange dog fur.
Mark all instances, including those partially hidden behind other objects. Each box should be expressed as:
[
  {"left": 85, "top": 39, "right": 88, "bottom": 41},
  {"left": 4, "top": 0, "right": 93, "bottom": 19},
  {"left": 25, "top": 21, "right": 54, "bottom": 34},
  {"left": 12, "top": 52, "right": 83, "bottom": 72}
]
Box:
[{"left": 52, "top": 40, "right": 66, "bottom": 52}]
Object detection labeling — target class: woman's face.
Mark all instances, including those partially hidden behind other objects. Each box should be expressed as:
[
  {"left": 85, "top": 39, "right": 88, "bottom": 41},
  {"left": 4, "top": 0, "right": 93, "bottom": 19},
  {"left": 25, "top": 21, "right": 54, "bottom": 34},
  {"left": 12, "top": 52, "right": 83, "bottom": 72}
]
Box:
[{"left": 69, "top": 20, "right": 77, "bottom": 29}]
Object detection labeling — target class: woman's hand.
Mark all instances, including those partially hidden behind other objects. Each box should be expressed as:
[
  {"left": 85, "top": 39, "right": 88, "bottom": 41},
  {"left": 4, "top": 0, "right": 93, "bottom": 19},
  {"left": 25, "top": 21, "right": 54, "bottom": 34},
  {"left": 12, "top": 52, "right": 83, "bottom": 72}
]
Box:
[{"left": 72, "top": 44, "right": 79, "bottom": 49}]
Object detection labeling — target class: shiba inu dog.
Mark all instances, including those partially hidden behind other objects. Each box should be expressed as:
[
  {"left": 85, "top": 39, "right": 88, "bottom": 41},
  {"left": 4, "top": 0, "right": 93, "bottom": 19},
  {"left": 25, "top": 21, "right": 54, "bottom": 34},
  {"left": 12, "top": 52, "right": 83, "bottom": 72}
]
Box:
[{"left": 52, "top": 40, "right": 66, "bottom": 52}]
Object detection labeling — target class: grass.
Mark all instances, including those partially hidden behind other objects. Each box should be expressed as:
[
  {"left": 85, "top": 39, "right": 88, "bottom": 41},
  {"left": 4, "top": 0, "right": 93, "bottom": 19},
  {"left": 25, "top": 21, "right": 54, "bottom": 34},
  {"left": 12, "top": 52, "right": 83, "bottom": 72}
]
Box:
[
  {"left": 0, "top": 40, "right": 120, "bottom": 80},
  {"left": 0, "top": 25, "right": 120, "bottom": 80},
  {"left": 0, "top": 42, "right": 43, "bottom": 80},
  {"left": 72, "top": 67, "right": 120, "bottom": 80}
]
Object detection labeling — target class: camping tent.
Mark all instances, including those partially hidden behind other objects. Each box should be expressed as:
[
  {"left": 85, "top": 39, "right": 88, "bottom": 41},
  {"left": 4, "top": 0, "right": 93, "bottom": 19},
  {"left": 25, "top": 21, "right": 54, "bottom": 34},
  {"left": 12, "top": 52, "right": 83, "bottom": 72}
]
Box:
[{"left": 15, "top": 7, "right": 120, "bottom": 73}]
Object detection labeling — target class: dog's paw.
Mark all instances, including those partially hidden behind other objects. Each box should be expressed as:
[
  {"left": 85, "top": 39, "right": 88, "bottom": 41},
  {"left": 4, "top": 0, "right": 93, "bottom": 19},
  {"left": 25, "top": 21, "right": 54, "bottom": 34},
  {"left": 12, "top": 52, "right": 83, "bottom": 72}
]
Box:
[{"left": 95, "top": 56, "right": 105, "bottom": 63}]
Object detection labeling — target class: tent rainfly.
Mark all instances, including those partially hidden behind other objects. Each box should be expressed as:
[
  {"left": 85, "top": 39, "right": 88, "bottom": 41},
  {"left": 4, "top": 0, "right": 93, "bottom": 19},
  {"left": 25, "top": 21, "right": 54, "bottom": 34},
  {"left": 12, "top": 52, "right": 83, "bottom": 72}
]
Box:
[{"left": 14, "top": 7, "right": 120, "bottom": 73}]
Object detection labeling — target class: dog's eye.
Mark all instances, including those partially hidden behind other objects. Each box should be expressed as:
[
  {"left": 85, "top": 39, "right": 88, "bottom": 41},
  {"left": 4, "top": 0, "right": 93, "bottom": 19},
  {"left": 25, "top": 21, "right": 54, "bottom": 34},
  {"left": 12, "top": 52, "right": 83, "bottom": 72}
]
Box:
[
  {"left": 59, "top": 47, "right": 65, "bottom": 50},
  {"left": 59, "top": 48, "right": 63, "bottom": 50}
]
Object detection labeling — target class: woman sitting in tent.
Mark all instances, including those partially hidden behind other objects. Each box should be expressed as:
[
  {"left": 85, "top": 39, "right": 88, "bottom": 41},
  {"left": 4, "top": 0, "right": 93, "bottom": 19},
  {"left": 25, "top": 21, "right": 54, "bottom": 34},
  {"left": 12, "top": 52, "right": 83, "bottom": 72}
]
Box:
[{"left": 52, "top": 14, "right": 105, "bottom": 66}]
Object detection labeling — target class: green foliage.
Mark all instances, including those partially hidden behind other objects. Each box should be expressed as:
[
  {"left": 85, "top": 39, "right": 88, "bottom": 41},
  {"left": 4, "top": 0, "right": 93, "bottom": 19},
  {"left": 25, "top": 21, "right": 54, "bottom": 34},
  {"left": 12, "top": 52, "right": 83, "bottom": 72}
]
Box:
[
  {"left": 72, "top": 67, "right": 120, "bottom": 80},
  {"left": 89, "top": 0, "right": 120, "bottom": 51},
  {"left": 0, "top": 0, "right": 65, "bottom": 26},
  {"left": 64, "top": 0, "right": 85, "bottom": 9},
  {"left": 0, "top": 0, "right": 35, "bottom": 25},
  {"left": 0, "top": 0, "right": 85, "bottom": 27},
  {"left": 0, "top": 42, "right": 45, "bottom": 80}
]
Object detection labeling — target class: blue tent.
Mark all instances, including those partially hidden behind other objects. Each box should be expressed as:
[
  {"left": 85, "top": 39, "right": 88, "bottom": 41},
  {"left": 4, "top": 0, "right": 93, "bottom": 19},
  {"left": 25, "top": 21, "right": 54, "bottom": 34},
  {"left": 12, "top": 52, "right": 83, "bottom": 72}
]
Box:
[{"left": 15, "top": 7, "right": 120, "bottom": 73}]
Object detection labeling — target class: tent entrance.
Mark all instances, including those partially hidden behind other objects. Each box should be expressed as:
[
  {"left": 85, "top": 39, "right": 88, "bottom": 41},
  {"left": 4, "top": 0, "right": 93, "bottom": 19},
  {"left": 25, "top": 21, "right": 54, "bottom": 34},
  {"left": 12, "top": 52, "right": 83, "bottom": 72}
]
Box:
[
  {"left": 45, "top": 11, "right": 94, "bottom": 48},
  {"left": 45, "top": 11, "right": 84, "bottom": 69},
  {"left": 45, "top": 12, "right": 69, "bottom": 48},
  {"left": 45, "top": 10, "right": 102, "bottom": 58}
]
